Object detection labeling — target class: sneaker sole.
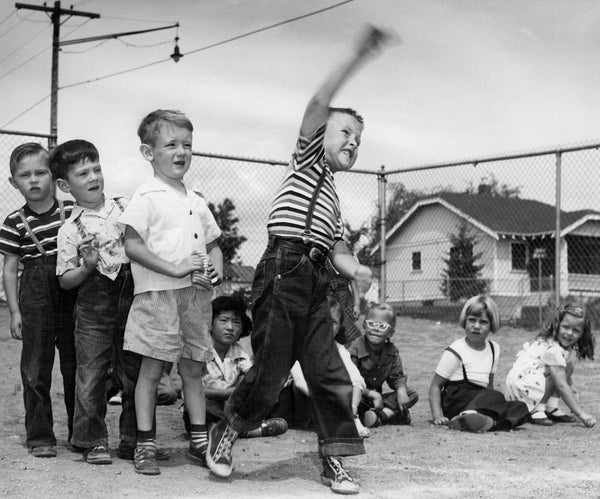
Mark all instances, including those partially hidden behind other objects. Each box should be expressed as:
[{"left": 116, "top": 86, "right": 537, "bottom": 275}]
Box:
[
  {"left": 86, "top": 457, "right": 112, "bottom": 465},
  {"left": 448, "top": 413, "right": 494, "bottom": 433},
  {"left": 134, "top": 466, "right": 161, "bottom": 476},
  {"left": 206, "top": 452, "right": 233, "bottom": 478},
  {"left": 320, "top": 476, "right": 360, "bottom": 495}
]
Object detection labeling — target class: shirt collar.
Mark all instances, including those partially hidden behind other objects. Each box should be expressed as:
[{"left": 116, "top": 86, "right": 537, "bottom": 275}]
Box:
[{"left": 69, "top": 193, "right": 121, "bottom": 220}]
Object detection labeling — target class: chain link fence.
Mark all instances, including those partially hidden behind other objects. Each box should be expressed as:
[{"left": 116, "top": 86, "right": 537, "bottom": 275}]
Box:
[{"left": 1, "top": 129, "right": 599, "bottom": 327}]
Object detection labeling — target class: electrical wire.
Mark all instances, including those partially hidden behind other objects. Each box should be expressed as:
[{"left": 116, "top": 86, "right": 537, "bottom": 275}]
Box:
[
  {"left": 0, "top": 93, "right": 50, "bottom": 128},
  {"left": 115, "top": 37, "right": 171, "bottom": 48},
  {"left": 61, "top": 39, "right": 110, "bottom": 53},
  {"left": 0, "top": 23, "right": 50, "bottom": 66},
  {"left": 0, "top": 12, "right": 29, "bottom": 39},
  {"left": 0, "top": 45, "right": 50, "bottom": 81},
  {"left": 0, "top": 10, "right": 16, "bottom": 28}
]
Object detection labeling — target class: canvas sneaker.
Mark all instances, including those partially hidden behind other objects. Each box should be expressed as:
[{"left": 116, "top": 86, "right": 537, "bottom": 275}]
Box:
[
  {"left": 187, "top": 442, "right": 207, "bottom": 467},
  {"left": 354, "top": 417, "right": 370, "bottom": 438},
  {"left": 30, "top": 446, "right": 57, "bottom": 458},
  {"left": 133, "top": 446, "right": 160, "bottom": 475},
  {"left": 206, "top": 419, "right": 238, "bottom": 478},
  {"left": 321, "top": 456, "right": 359, "bottom": 495},
  {"left": 85, "top": 444, "right": 112, "bottom": 465},
  {"left": 448, "top": 411, "right": 494, "bottom": 433},
  {"left": 118, "top": 442, "right": 170, "bottom": 461}
]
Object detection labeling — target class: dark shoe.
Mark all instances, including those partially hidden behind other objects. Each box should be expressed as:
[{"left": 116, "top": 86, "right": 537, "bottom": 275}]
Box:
[
  {"left": 321, "top": 456, "right": 359, "bottom": 495},
  {"left": 398, "top": 406, "right": 412, "bottom": 425},
  {"left": 448, "top": 412, "right": 494, "bottom": 433},
  {"left": 187, "top": 442, "right": 207, "bottom": 467},
  {"left": 261, "top": 418, "right": 288, "bottom": 437},
  {"left": 134, "top": 447, "right": 160, "bottom": 476},
  {"left": 530, "top": 416, "right": 553, "bottom": 426},
  {"left": 546, "top": 409, "right": 577, "bottom": 423},
  {"left": 206, "top": 419, "right": 238, "bottom": 478},
  {"left": 118, "top": 442, "right": 170, "bottom": 461},
  {"left": 363, "top": 410, "right": 381, "bottom": 428},
  {"left": 108, "top": 390, "right": 122, "bottom": 405},
  {"left": 30, "top": 446, "right": 57, "bottom": 458},
  {"left": 85, "top": 444, "right": 112, "bottom": 465}
]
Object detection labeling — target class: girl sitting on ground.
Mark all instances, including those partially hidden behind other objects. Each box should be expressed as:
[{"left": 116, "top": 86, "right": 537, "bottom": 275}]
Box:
[
  {"left": 505, "top": 304, "right": 596, "bottom": 428},
  {"left": 429, "top": 295, "right": 529, "bottom": 433}
]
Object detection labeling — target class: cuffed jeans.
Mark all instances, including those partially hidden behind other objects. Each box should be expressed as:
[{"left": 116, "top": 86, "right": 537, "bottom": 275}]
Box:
[
  {"left": 225, "top": 242, "right": 365, "bottom": 457},
  {"left": 20, "top": 256, "right": 76, "bottom": 448},
  {"left": 71, "top": 265, "right": 136, "bottom": 449}
]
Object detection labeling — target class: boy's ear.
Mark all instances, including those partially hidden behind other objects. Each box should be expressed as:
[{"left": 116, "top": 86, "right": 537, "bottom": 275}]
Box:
[
  {"left": 55, "top": 178, "right": 71, "bottom": 194},
  {"left": 139, "top": 143, "right": 153, "bottom": 161},
  {"left": 8, "top": 177, "right": 18, "bottom": 190}
]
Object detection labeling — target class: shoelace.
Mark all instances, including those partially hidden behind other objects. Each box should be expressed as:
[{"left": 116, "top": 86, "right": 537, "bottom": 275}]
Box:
[
  {"left": 215, "top": 428, "right": 237, "bottom": 459},
  {"left": 328, "top": 457, "right": 353, "bottom": 482}
]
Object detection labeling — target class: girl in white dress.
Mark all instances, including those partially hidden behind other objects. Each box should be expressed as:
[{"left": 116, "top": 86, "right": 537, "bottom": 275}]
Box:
[{"left": 505, "top": 304, "right": 596, "bottom": 427}]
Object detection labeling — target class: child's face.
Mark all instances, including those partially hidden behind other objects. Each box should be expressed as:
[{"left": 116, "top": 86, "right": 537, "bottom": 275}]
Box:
[
  {"left": 57, "top": 158, "right": 104, "bottom": 209},
  {"left": 9, "top": 153, "right": 53, "bottom": 204},
  {"left": 211, "top": 310, "right": 243, "bottom": 348},
  {"left": 363, "top": 308, "right": 394, "bottom": 347},
  {"left": 464, "top": 312, "right": 491, "bottom": 349},
  {"left": 557, "top": 313, "right": 584, "bottom": 349},
  {"left": 324, "top": 113, "right": 363, "bottom": 172},
  {"left": 142, "top": 124, "right": 192, "bottom": 184}
]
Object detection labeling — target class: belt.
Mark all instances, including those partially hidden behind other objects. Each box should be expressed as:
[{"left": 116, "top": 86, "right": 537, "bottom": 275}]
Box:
[
  {"left": 268, "top": 236, "right": 329, "bottom": 265},
  {"left": 22, "top": 255, "right": 57, "bottom": 269}
]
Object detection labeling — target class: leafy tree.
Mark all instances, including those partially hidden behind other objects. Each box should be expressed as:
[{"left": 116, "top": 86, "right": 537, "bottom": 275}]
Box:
[
  {"left": 465, "top": 173, "right": 521, "bottom": 198},
  {"left": 440, "top": 221, "right": 487, "bottom": 301},
  {"left": 208, "top": 198, "right": 247, "bottom": 264}
]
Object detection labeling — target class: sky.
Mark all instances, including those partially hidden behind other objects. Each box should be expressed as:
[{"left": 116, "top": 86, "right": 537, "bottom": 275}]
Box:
[{"left": 1, "top": 0, "right": 599, "bottom": 263}]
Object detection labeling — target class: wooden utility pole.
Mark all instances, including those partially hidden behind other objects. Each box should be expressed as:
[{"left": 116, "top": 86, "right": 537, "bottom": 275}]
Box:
[{"left": 15, "top": 2, "right": 100, "bottom": 147}]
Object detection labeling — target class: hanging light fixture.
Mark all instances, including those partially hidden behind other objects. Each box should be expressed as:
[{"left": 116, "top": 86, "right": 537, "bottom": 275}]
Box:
[{"left": 171, "top": 36, "right": 183, "bottom": 63}]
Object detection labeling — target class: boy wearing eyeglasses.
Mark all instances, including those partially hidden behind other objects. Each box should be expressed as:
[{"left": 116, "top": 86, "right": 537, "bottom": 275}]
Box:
[{"left": 348, "top": 303, "right": 418, "bottom": 428}]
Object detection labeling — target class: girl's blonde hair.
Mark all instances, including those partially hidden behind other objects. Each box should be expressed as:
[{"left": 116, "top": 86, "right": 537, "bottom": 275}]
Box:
[
  {"left": 539, "top": 304, "right": 595, "bottom": 360},
  {"left": 458, "top": 295, "right": 500, "bottom": 334}
]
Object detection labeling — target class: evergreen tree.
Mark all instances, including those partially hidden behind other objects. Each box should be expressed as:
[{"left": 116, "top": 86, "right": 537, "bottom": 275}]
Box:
[
  {"left": 208, "top": 198, "right": 247, "bottom": 264},
  {"left": 440, "top": 221, "right": 487, "bottom": 301}
]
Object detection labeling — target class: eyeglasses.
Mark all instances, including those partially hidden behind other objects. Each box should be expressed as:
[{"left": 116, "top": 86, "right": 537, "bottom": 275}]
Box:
[{"left": 365, "top": 320, "right": 391, "bottom": 332}]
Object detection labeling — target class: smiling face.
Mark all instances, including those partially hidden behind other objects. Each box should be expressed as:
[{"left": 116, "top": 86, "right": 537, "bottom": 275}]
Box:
[
  {"left": 363, "top": 308, "right": 394, "bottom": 348},
  {"left": 57, "top": 158, "right": 104, "bottom": 210},
  {"left": 211, "top": 310, "right": 243, "bottom": 349},
  {"left": 141, "top": 123, "right": 192, "bottom": 187},
  {"left": 464, "top": 312, "right": 491, "bottom": 350},
  {"left": 323, "top": 112, "right": 363, "bottom": 172},
  {"left": 557, "top": 313, "right": 584, "bottom": 350},
  {"left": 9, "top": 152, "right": 53, "bottom": 205}
]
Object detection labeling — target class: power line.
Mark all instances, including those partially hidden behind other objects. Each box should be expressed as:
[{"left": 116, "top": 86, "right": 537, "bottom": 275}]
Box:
[
  {"left": 1, "top": 93, "right": 50, "bottom": 128},
  {"left": 0, "top": 11, "right": 29, "bottom": 39},
  {"left": 0, "top": 10, "right": 17, "bottom": 27},
  {"left": 0, "top": 44, "right": 50, "bottom": 81},
  {"left": 0, "top": 22, "right": 49, "bottom": 66}
]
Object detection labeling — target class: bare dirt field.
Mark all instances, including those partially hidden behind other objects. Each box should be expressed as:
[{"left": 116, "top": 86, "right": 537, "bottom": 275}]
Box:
[{"left": 1, "top": 303, "right": 599, "bottom": 498}]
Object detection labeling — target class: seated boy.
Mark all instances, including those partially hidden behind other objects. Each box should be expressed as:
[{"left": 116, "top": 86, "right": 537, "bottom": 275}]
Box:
[
  {"left": 0, "top": 142, "right": 76, "bottom": 457},
  {"left": 348, "top": 303, "right": 418, "bottom": 428},
  {"left": 51, "top": 139, "right": 137, "bottom": 465},
  {"left": 183, "top": 295, "right": 287, "bottom": 438},
  {"left": 120, "top": 109, "right": 223, "bottom": 476}
]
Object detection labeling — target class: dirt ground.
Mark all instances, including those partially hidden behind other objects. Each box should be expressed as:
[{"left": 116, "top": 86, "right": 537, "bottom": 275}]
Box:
[{"left": 1, "top": 303, "right": 599, "bottom": 499}]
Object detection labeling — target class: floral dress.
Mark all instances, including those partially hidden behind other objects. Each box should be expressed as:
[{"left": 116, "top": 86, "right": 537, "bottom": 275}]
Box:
[{"left": 505, "top": 337, "right": 569, "bottom": 412}]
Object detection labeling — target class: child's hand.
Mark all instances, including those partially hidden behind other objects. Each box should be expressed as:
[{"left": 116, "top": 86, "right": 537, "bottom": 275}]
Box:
[
  {"left": 579, "top": 412, "right": 596, "bottom": 428},
  {"left": 432, "top": 416, "right": 449, "bottom": 426},
  {"left": 173, "top": 253, "right": 205, "bottom": 278},
  {"left": 364, "top": 389, "right": 383, "bottom": 410},
  {"left": 206, "top": 261, "right": 221, "bottom": 286},
  {"left": 79, "top": 235, "right": 99, "bottom": 271},
  {"left": 9, "top": 312, "right": 22, "bottom": 340},
  {"left": 355, "top": 25, "right": 399, "bottom": 59}
]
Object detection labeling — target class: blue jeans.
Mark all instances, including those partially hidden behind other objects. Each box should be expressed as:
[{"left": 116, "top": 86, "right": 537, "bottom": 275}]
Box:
[
  {"left": 71, "top": 265, "right": 136, "bottom": 449},
  {"left": 20, "top": 256, "right": 76, "bottom": 448},
  {"left": 225, "top": 240, "right": 365, "bottom": 457}
]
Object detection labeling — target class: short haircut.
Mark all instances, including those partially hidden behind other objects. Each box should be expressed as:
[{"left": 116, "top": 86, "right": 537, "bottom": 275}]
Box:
[
  {"left": 9, "top": 142, "right": 48, "bottom": 176},
  {"left": 329, "top": 107, "right": 364, "bottom": 125},
  {"left": 539, "top": 304, "right": 595, "bottom": 360},
  {"left": 366, "top": 302, "right": 396, "bottom": 328},
  {"left": 137, "top": 109, "right": 193, "bottom": 146},
  {"left": 211, "top": 295, "right": 252, "bottom": 338},
  {"left": 49, "top": 139, "right": 99, "bottom": 180},
  {"left": 459, "top": 295, "right": 500, "bottom": 334}
]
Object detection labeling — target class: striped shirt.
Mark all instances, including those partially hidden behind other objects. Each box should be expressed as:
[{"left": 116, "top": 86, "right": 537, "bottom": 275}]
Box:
[
  {"left": 0, "top": 199, "right": 74, "bottom": 262},
  {"left": 267, "top": 123, "right": 343, "bottom": 251}
]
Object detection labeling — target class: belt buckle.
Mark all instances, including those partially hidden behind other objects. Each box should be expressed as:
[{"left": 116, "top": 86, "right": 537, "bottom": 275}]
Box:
[{"left": 309, "top": 246, "right": 323, "bottom": 263}]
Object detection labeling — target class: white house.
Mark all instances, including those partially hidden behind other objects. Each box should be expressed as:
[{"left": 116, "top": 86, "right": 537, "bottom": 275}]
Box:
[{"left": 373, "top": 193, "right": 600, "bottom": 316}]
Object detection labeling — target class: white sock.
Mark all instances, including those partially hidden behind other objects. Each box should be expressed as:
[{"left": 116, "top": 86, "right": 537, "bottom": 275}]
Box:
[{"left": 546, "top": 397, "right": 560, "bottom": 412}]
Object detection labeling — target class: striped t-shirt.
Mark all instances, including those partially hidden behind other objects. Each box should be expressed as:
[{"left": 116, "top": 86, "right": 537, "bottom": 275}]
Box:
[
  {"left": 0, "top": 199, "right": 74, "bottom": 262},
  {"left": 267, "top": 123, "right": 342, "bottom": 251}
]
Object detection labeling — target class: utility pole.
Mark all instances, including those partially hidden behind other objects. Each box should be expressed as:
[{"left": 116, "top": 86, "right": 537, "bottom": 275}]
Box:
[{"left": 16, "top": 2, "right": 100, "bottom": 147}]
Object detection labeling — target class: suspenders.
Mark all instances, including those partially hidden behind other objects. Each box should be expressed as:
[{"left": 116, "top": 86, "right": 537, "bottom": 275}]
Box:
[
  {"left": 445, "top": 342, "right": 496, "bottom": 385},
  {"left": 72, "top": 197, "right": 125, "bottom": 239},
  {"left": 301, "top": 165, "right": 328, "bottom": 246},
  {"left": 18, "top": 199, "right": 66, "bottom": 256}
]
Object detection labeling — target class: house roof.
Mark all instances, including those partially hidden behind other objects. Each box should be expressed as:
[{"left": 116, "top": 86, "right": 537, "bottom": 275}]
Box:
[
  {"left": 223, "top": 263, "right": 255, "bottom": 282},
  {"left": 373, "top": 193, "right": 600, "bottom": 254}
]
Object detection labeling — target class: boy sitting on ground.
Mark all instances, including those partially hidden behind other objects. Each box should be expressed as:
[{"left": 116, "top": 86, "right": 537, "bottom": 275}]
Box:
[{"left": 348, "top": 303, "right": 418, "bottom": 428}]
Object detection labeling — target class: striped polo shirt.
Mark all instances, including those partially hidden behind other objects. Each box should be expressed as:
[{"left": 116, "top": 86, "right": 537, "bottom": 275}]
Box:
[
  {"left": 0, "top": 199, "right": 74, "bottom": 262},
  {"left": 267, "top": 123, "right": 342, "bottom": 251}
]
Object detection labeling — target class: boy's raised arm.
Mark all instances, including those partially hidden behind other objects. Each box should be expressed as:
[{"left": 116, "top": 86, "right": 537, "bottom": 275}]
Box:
[{"left": 300, "top": 25, "right": 394, "bottom": 138}]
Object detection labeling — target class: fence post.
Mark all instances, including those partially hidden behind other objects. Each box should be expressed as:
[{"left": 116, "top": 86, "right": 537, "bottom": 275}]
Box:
[
  {"left": 554, "top": 152, "right": 562, "bottom": 304},
  {"left": 377, "top": 165, "right": 387, "bottom": 303}
]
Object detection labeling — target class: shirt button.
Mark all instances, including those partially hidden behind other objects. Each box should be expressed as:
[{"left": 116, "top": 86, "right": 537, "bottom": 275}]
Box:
[
  {"left": 194, "top": 233, "right": 198, "bottom": 239},
  {"left": 189, "top": 210, "right": 192, "bottom": 215}
]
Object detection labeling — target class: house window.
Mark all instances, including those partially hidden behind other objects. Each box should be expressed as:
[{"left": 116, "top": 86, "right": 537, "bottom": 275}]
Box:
[
  {"left": 511, "top": 241, "right": 528, "bottom": 271},
  {"left": 412, "top": 251, "right": 421, "bottom": 271}
]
